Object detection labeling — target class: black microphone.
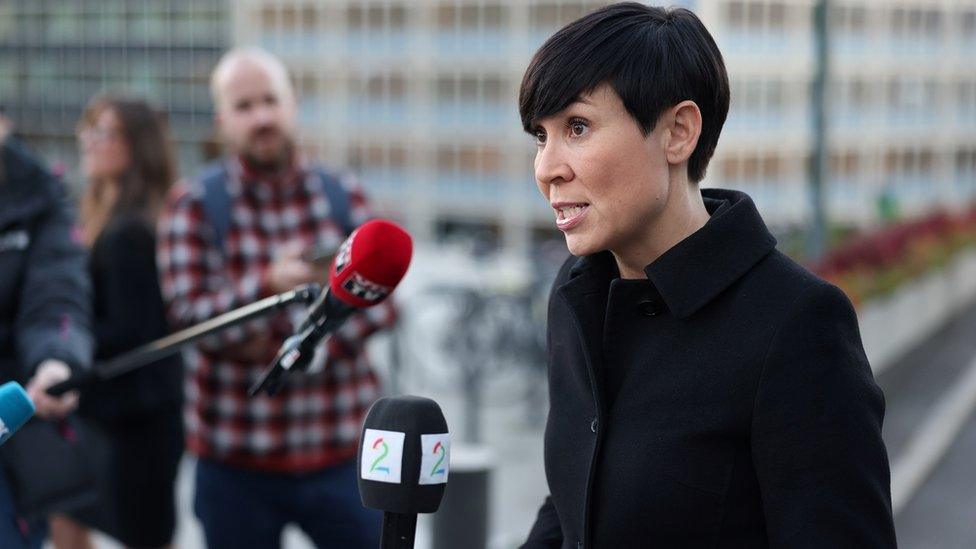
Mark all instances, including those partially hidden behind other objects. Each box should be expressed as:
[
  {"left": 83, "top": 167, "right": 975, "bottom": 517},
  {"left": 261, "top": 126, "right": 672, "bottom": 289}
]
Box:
[
  {"left": 358, "top": 396, "right": 450, "bottom": 549},
  {"left": 249, "top": 220, "right": 413, "bottom": 396},
  {"left": 248, "top": 292, "right": 355, "bottom": 397}
]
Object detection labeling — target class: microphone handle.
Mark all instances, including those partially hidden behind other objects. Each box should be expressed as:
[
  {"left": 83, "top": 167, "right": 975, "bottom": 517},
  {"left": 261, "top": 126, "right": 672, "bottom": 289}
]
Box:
[
  {"left": 47, "top": 283, "right": 321, "bottom": 398},
  {"left": 248, "top": 292, "right": 356, "bottom": 397},
  {"left": 47, "top": 368, "right": 98, "bottom": 397},
  {"left": 297, "top": 289, "right": 354, "bottom": 334},
  {"left": 380, "top": 511, "right": 417, "bottom": 549},
  {"left": 246, "top": 329, "right": 310, "bottom": 397}
]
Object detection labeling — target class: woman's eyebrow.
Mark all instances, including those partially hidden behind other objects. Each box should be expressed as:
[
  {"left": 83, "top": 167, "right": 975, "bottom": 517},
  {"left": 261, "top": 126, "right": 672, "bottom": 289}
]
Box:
[{"left": 528, "top": 98, "right": 592, "bottom": 130}]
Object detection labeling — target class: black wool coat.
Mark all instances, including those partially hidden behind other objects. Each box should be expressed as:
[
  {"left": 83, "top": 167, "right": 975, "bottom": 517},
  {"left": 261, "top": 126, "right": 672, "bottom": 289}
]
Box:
[{"left": 522, "top": 189, "right": 896, "bottom": 549}]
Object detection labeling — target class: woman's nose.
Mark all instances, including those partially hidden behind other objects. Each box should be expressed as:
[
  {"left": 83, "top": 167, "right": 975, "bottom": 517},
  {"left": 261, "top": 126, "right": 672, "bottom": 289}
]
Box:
[{"left": 535, "top": 141, "right": 574, "bottom": 186}]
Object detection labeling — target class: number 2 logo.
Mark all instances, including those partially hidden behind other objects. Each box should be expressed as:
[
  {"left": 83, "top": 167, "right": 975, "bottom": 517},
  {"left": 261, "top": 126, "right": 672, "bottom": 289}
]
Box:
[
  {"left": 370, "top": 437, "right": 390, "bottom": 474},
  {"left": 430, "top": 441, "right": 446, "bottom": 476}
]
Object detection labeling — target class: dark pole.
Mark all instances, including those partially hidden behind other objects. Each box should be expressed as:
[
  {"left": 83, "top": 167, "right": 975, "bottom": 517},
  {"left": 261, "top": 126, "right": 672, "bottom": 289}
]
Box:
[{"left": 808, "top": 0, "right": 830, "bottom": 261}]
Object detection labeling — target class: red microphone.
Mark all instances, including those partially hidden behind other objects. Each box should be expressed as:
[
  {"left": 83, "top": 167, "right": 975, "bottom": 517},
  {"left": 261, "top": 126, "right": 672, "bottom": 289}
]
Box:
[
  {"left": 330, "top": 219, "right": 413, "bottom": 308},
  {"left": 249, "top": 219, "right": 413, "bottom": 396}
]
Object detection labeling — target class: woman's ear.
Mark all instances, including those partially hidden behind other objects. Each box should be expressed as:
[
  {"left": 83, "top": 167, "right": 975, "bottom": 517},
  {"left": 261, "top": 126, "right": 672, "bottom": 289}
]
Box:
[{"left": 664, "top": 100, "right": 702, "bottom": 166}]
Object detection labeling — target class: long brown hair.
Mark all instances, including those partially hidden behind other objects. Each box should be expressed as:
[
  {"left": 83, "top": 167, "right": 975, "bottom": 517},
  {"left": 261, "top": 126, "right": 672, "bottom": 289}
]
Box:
[{"left": 78, "top": 95, "right": 177, "bottom": 246}]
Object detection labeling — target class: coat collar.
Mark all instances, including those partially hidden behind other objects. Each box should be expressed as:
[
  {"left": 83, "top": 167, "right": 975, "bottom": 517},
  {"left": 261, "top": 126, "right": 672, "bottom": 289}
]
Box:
[{"left": 563, "top": 188, "right": 777, "bottom": 320}]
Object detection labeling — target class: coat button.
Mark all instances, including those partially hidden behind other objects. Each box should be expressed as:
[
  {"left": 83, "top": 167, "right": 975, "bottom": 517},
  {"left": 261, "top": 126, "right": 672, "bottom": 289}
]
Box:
[
  {"left": 639, "top": 298, "right": 661, "bottom": 317},
  {"left": 590, "top": 417, "right": 598, "bottom": 433}
]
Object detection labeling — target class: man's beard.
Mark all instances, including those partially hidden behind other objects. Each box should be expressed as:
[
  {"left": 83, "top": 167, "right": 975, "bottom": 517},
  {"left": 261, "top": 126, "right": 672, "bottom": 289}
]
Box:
[{"left": 240, "top": 129, "right": 295, "bottom": 174}]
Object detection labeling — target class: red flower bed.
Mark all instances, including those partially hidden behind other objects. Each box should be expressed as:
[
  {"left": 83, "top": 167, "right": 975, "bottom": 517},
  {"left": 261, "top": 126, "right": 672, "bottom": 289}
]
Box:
[{"left": 812, "top": 206, "right": 976, "bottom": 307}]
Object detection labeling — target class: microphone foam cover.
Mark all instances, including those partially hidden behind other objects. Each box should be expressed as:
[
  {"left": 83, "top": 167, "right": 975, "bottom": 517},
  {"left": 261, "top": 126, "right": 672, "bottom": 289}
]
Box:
[
  {"left": 0, "top": 382, "right": 35, "bottom": 445},
  {"left": 330, "top": 219, "right": 413, "bottom": 308},
  {"left": 358, "top": 396, "right": 449, "bottom": 514}
]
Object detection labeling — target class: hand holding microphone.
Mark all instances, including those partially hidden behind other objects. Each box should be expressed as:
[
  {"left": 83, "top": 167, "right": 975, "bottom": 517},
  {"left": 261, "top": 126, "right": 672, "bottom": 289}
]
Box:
[
  {"left": 249, "top": 219, "right": 413, "bottom": 396},
  {"left": 26, "top": 360, "right": 77, "bottom": 419}
]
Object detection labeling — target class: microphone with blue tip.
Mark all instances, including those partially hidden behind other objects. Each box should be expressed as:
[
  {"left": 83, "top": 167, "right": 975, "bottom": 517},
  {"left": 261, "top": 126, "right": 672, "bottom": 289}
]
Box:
[
  {"left": 0, "top": 382, "right": 36, "bottom": 445},
  {"left": 358, "top": 395, "right": 450, "bottom": 549}
]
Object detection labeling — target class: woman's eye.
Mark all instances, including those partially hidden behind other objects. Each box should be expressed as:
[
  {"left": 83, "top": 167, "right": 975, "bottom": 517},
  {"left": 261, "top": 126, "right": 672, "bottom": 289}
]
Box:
[
  {"left": 534, "top": 129, "right": 547, "bottom": 145},
  {"left": 570, "top": 120, "right": 587, "bottom": 136}
]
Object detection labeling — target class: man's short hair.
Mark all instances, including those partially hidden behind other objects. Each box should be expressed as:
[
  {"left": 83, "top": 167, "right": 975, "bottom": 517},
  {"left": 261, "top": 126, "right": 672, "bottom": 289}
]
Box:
[
  {"left": 519, "top": 2, "right": 730, "bottom": 183},
  {"left": 210, "top": 46, "right": 295, "bottom": 109}
]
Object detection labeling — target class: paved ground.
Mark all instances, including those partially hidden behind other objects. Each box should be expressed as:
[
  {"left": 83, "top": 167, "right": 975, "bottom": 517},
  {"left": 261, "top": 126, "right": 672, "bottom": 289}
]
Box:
[
  {"left": 894, "top": 410, "right": 976, "bottom": 548},
  {"left": 878, "top": 303, "right": 976, "bottom": 548}
]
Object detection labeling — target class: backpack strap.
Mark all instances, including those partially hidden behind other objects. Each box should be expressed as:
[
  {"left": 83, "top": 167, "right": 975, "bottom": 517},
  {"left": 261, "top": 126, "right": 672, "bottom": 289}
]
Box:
[
  {"left": 199, "top": 163, "right": 358, "bottom": 254},
  {"left": 314, "top": 168, "right": 355, "bottom": 236},
  {"left": 199, "top": 162, "right": 232, "bottom": 252}
]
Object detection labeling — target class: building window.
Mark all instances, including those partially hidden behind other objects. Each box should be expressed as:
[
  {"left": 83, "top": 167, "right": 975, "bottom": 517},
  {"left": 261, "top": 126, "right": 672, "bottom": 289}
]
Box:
[
  {"left": 829, "top": 152, "right": 859, "bottom": 179},
  {"left": 438, "top": 3, "right": 506, "bottom": 29},
  {"left": 353, "top": 73, "right": 407, "bottom": 101},
  {"left": 767, "top": 80, "right": 784, "bottom": 111},
  {"left": 348, "top": 4, "right": 406, "bottom": 30},
  {"left": 436, "top": 145, "right": 502, "bottom": 175},
  {"left": 768, "top": 2, "right": 786, "bottom": 28},
  {"left": 958, "top": 80, "right": 976, "bottom": 111},
  {"left": 956, "top": 149, "right": 976, "bottom": 178},
  {"left": 483, "top": 76, "right": 505, "bottom": 101},
  {"left": 260, "top": 6, "right": 277, "bottom": 29},
  {"left": 390, "top": 6, "right": 407, "bottom": 28},
  {"left": 348, "top": 5, "right": 363, "bottom": 27},
  {"left": 922, "top": 9, "right": 941, "bottom": 37},
  {"left": 727, "top": 1, "right": 744, "bottom": 28},
  {"left": 297, "top": 73, "right": 317, "bottom": 98},
  {"left": 280, "top": 6, "right": 299, "bottom": 30},
  {"left": 746, "top": 1, "right": 764, "bottom": 29},
  {"left": 302, "top": 7, "right": 318, "bottom": 31},
  {"left": 963, "top": 9, "right": 976, "bottom": 35},
  {"left": 530, "top": 2, "right": 587, "bottom": 30},
  {"left": 849, "top": 79, "right": 869, "bottom": 107},
  {"left": 460, "top": 77, "right": 478, "bottom": 99},
  {"left": 435, "top": 74, "right": 505, "bottom": 103},
  {"left": 849, "top": 6, "right": 866, "bottom": 33},
  {"left": 890, "top": 7, "right": 905, "bottom": 36}
]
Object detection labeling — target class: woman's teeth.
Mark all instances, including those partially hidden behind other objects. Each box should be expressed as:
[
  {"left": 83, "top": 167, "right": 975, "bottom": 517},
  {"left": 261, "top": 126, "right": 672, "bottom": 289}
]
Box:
[{"left": 561, "top": 206, "right": 583, "bottom": 218}]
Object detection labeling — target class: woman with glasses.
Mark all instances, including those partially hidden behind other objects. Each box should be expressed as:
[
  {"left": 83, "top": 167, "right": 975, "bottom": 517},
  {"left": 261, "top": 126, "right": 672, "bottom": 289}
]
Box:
[{"left": 49, "top": 96, "right": 183, "bottom": 549}]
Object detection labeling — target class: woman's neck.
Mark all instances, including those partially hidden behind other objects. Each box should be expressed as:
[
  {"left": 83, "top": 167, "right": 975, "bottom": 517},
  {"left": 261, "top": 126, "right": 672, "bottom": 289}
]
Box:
[
  {"left": 612, "top": 181, "right": 709, "bottom": 280},
  {"left": 80, "top": 176, "right": 121, "bottom": 247}
]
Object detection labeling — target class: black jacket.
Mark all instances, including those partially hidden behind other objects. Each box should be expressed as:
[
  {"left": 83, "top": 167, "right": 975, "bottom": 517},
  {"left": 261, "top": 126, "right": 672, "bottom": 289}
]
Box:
[
  {"left": 0, "top": 139, "right": 93, "bottom": 381},
  {"left": 522, "top": 189, "right": 895, "bottom": 548},
  {"left": 78, "top": 214, "right": 183, "bottom": 421}
]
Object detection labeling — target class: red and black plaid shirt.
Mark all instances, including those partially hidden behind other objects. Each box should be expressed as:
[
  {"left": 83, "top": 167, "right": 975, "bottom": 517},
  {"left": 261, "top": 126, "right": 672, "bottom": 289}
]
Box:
[{"left": 157, "top": 157, "right": 395, "bottom": 472}]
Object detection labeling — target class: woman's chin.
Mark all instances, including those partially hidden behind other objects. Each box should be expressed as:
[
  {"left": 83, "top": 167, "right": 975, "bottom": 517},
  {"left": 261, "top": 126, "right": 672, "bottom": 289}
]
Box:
[{"left": 564, "top": 233, "right": 600, "bottom": 257}]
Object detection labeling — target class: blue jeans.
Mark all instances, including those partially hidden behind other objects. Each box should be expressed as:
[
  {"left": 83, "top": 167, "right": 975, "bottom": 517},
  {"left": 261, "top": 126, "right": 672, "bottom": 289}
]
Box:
[
  {"left": 0, "top": 469, "right": 45, "bottom": 549},
  {"left": 194, "top": 458, "right": 381, "bottom": 549}
]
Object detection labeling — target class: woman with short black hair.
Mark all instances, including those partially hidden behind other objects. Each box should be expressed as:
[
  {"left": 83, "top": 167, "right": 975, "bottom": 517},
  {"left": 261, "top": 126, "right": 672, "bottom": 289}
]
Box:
[{"left": 518, "top": 4, "right": 896, "bottom": 547}]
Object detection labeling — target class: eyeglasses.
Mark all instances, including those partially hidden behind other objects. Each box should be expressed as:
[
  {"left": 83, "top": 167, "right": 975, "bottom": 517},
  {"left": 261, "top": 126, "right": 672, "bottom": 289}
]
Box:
[{"left": 78, "top": 126, "right": 120, "bottom": 144}]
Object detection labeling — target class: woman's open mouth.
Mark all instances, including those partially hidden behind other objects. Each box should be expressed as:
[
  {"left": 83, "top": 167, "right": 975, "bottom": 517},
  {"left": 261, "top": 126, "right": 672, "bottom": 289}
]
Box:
[{"left": 553, "top": 203, "right": 590, "bottom": 231}]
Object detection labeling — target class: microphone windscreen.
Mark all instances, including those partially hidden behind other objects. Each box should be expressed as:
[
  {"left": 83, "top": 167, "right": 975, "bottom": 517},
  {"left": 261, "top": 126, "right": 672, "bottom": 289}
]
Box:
[
  {"left": 330, "top": 219, "right": 413, "bottom": 308},
  {"left": 0, "top": 382, "right": 35, "bottom": 445},
  {"left": 358, "top": 396, "right": 449, "bottom": 514}
]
